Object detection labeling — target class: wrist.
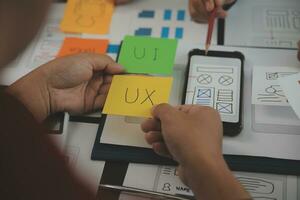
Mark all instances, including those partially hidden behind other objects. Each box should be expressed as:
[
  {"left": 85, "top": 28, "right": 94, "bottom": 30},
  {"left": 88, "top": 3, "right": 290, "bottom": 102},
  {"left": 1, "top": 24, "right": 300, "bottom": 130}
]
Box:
[
  {"left": 182, "top": 155, "right": 250, "bottom": 200},
  {"left": 7, "top": 68, "right": 51, "bottom": 122},
  {"left": 182, "top": 153, "right": 227, "bottom": 185}
]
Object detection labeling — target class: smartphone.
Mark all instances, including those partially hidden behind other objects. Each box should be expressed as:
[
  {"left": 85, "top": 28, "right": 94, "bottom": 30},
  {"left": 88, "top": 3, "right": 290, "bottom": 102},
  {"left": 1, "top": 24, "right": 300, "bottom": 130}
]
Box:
[{"left": 183, "top": 49, "right": 244, "bottom": 136}]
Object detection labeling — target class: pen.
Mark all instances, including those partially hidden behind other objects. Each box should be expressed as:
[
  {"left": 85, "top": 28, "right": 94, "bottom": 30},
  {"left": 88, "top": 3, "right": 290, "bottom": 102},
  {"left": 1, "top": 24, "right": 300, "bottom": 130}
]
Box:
[
  {"left": 205, "top": 8, "right": 217, "bottom": 55},
  {"left": 99, "top": 184, "right": 195, "bottom": 200}
]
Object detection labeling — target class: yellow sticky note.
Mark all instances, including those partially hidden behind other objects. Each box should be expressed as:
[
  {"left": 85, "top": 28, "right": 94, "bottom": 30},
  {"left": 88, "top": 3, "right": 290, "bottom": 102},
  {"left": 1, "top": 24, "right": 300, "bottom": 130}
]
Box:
[
  {"left": 60, "top": 0, "right": 114, "bottom": 34},
  {"left": 103, "top": 75, "right": 173, "bottom": 117}
]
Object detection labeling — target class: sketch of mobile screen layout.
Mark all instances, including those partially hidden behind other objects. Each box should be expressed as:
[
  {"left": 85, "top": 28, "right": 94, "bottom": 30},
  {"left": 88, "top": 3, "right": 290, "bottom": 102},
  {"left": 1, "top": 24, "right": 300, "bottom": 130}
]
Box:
[{"left": 184, "top": 50, "right": 244, "bottom": 136}]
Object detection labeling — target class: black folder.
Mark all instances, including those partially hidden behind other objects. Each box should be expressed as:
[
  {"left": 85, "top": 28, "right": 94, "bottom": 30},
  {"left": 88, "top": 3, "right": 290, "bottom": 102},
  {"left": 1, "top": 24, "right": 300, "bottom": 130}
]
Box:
[
  {"left": 92, "top": 115, "right": 300, "bottom": 176},
  {"left": 92, "top": 115, "right": 176, "bottom": 166}
]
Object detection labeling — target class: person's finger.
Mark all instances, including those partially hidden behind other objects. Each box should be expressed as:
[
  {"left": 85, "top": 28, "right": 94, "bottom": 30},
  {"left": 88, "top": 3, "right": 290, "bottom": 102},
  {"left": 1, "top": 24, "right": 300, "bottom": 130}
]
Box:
[
  {"left": 175, "top": 105, "right": 193, "bottom": 113},
  {"left": 215, "top": 0, "right": 225, "bottom": 7},
  {"left": 145, "top": 131, "right": 164, "bottom": 144},
  {"left": 152, "top": 103, "right": 179, "bottom": 123},
  {"left": 103, "top": 75, "right": 113, "bottom": 84},
  {"left": 201, "top": 0, "right": 214, "bottom": 11},
  {"left": 202, "top": 0, "right": 229, "bottom": 10},
  {"left": 98, "top": 83, "right": 111, "bottom": 95},
  {"left": 89, "top": 75, "right": 104, "bottom": 94},
  {"left": 80, "top": 53, "right": 124, "bottom": 74},
  {"left": 152, "top": 142, "right": 172, "bottom": 158},
  {"left": 216, "top": 8, "right": 227, "bottom": 18},
  {"left": 189, "top": 0, "right": 209, "bottom": 22},
  {"left": 104, "top": 63, "right": 124, "bottom": 74},
  {"left": 94, "top": 94, "right": 107, "bottom": 109},
  {"left": 141, "top": 118, "right": 161, "bottom": 132},
  {"left": 85, "top": 76, "right": 104, "bottom": 111}
]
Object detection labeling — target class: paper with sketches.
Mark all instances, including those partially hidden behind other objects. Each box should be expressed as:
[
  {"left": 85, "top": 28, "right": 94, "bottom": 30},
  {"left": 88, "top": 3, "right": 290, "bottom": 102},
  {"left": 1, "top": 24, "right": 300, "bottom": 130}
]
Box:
[
  {"left": 26, "top": 4, "right": 82, "bottom": 69},
  {"left": 252, "top": 66, "right": 300, "bottom": 106},
  {"left": 279, "top": 73, "right": 300, "bottom": 119},
  {"left": 122, "top": 163, "right": 299, "bottom": 200},
  {"left": 103, "top": 75, "right": 173, "bottom": 117},
  {"left": 60, "top": 0, "right": 114, "bottom": 34},
  {"left": 224, "top": 0, "right": 300, "bottom": 49},
  {"left": 64, "top": 122, "right": 105, "bottom": 195},
  {"left": 118, "top": 36, "right": 178, "bottom": 75},
  {"left": 57, "top": 37, "right": 109, "bottom": 57}
]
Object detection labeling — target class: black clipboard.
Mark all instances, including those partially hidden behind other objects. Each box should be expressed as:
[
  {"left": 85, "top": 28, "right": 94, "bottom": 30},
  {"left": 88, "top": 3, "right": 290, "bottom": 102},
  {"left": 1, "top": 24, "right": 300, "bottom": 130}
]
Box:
[
  {"left": 91, "top": 115, "right": 176, "bottom": 165},
  {"left": 91, "top": 114, "right": 300, "bottom": 175}
]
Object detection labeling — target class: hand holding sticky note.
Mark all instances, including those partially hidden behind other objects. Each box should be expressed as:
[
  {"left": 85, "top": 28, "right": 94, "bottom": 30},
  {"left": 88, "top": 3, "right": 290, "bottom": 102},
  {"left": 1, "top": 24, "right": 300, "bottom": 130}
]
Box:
[
  {"left": 118, "top": 36, "right": 178, "bottom": 75},
  {"left": 60, "top": 0, "right": 114, "bottom": 34},
  {"left": 104, "top": 36, "right": 177, "bottom": 117},
  {"left": 103, "top": 75, "right": 173, "bottom": 117},
  {"left": 57, "top": 37, "right": 109, "bottom": 57}
]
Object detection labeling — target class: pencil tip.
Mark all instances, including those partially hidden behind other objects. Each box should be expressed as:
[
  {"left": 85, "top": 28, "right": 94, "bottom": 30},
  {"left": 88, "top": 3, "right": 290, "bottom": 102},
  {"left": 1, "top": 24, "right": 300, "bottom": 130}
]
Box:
[
  {"left": 205, "top": 48, "right": 208, "bottom": 55},
  {"left": 205, "top": 44, "right": 210, "bottom": 55},
  {"left": 205, "top": 44, "right": 210, "bottom": 56}
]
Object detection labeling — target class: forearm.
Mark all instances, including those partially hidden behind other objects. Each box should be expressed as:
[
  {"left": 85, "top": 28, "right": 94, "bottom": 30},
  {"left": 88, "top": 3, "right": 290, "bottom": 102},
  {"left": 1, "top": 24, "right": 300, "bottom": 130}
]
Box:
[
  {"left": 6, "top": 67, "right": 50, "bottom": 122},
  {"left": 184, "top": 156, "right": 251, "bottom": 200}
]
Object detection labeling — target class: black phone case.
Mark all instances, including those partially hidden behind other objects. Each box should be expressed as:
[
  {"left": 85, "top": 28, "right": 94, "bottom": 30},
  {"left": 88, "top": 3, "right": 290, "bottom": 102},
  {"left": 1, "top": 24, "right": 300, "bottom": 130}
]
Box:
[{"left": 183, "top": 49, "right": 244, "bottom": 136}]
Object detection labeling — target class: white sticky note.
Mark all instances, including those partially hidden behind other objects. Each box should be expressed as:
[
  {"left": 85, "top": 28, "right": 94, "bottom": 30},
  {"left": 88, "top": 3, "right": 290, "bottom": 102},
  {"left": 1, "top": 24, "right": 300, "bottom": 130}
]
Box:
[
  {"left": 279, "top": 73, "right": 300, "bottom": 119},
  {"left": 252, "top": 66, "right": 300, "bottom": 106}
]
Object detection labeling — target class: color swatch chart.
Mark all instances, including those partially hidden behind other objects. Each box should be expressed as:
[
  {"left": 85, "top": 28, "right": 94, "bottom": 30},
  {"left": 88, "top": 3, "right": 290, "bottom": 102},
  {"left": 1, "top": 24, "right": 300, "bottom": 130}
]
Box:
[
  {"left": 135, "top": 9, "right": 186, "bottom": 39},
  {"left": 123, "top": 164, "right": 298, "bottom": 200},
  {"left": 127, "top": 8, "right": 212, "bottom": 44}
]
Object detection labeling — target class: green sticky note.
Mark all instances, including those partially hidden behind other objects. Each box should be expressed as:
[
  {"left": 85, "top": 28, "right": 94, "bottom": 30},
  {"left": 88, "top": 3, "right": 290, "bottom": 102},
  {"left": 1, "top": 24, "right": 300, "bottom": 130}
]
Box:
[{"left": 118, "top": 36, "right": 178, "bottom": 75}]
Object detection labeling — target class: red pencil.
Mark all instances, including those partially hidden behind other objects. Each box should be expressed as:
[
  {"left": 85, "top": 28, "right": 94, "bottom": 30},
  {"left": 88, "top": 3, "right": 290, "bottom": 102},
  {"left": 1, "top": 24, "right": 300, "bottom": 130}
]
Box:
[{"left": 205, "top": 8, "right": 218, "bottom": 55}]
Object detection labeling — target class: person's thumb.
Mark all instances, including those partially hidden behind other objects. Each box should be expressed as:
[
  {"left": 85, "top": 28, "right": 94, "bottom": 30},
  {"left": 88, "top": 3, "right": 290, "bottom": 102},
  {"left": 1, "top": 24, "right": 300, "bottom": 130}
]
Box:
[{"left": 151, "top": 103, "right": 179, "bottom": 124}]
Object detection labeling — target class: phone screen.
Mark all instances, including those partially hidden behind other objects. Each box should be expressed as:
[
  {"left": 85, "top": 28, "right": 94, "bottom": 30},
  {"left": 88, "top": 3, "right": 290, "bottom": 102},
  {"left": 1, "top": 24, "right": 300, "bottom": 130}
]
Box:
[{"left": 186, "top": 55, "right": 242, "bottom": 123}]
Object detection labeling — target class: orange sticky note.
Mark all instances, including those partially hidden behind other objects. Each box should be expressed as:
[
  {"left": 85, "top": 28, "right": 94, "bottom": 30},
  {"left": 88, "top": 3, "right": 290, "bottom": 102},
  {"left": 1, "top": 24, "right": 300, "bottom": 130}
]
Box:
[
  {"left": 57, "top": 37, "right": 109, "bottom": 57},
  {"left": 60, "top": 0, "right": 115, "bottom": 34}
]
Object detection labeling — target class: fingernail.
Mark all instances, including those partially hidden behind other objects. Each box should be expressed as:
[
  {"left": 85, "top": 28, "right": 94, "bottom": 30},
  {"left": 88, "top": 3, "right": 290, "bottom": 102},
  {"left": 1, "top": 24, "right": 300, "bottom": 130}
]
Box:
[
  {"left": 115, "top": 63, "right": 123, "bottom": 68},
  {"left": 114, "top": 64, "right": 125, "bottom": 71}
]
